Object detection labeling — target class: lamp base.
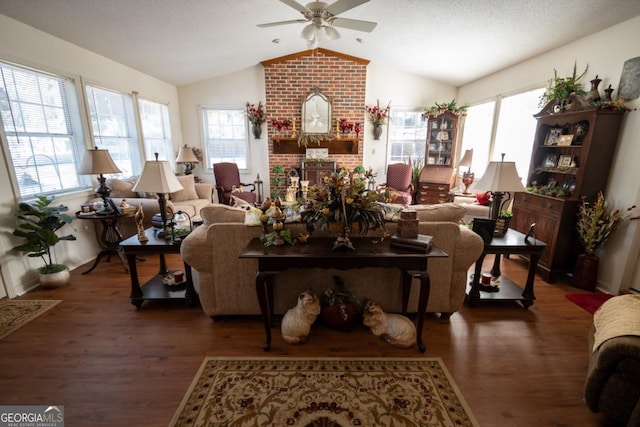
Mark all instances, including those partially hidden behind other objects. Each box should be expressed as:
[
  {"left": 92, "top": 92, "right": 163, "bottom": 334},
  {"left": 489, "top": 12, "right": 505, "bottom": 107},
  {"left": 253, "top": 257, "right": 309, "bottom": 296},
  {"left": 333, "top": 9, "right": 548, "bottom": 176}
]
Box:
[{"left": 462, "top": 172, "right": 474, "bottom": 195}]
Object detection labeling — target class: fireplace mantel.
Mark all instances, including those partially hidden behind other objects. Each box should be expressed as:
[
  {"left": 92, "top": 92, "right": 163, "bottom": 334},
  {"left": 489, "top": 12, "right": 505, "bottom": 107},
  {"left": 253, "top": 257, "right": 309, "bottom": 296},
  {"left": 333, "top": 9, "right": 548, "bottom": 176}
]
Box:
[{"left": 272, "top": 137, "right": 359, "bottom": 155}]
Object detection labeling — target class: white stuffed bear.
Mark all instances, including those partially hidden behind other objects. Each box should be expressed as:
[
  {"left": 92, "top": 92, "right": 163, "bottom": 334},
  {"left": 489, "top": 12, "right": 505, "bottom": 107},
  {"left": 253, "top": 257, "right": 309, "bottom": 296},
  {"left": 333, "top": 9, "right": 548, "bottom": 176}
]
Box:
[{"left": 281, "top": 291, "right": 321, "bottom": 344}]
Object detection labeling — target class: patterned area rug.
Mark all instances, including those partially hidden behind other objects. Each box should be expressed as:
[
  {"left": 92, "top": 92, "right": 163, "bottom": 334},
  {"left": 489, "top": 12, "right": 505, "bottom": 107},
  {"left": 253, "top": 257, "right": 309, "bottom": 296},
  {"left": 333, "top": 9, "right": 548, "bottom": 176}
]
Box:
[
  {"left": 170, "top": 357, "right": 478, "bottom": 427},
  {"left": 566, "top": 293, "right": 614, "bottom": 314},
  {"left": 0, "top": 299, "right": 61, "bottom": 340}
]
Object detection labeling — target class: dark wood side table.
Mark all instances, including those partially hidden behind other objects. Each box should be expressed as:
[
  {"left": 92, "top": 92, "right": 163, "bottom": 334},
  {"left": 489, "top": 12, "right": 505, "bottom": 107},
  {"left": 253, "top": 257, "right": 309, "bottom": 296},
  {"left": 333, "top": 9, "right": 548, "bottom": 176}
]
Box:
[
  {"left": 466, "top": 228, "right": 546, "bottom": 308},
  {"left": 119, "top": 228, "right": 197, "bottom": 308},
  {"left": 240, "top": 237, "right": 448, "bottom": 353},
  {"left": 75, "top": 211, "right": 133, "bottom": 274}
]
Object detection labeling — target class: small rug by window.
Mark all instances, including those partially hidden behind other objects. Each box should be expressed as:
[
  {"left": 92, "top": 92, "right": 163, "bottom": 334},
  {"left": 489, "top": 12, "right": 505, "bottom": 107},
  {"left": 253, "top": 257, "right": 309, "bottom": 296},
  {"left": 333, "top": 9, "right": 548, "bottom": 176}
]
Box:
[
  {"left": 565, "top": 293, "right": 614, "bottom": 314},
  {"left": 170, "top": 357, "right": 478, "bottom": 427},
  {"left": 0, "top": 299, "right": 61, "bottom": 340}
]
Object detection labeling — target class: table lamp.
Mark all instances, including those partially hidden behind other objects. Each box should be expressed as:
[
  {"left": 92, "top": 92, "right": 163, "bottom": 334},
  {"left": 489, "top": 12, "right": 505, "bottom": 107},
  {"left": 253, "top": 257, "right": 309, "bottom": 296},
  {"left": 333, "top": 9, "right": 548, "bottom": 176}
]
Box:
[
  {"left": 132, "top": 153, "right": 183, "bottom": 238},
  {"left": 473, "top": 153, "right": 525, "bottom": 219},
  {"left": 458, "top": 149, "right": 474, "bottom": 194},
  {"left": 175, "top": 144, "right": 199, "bottom": 175},
  {"left": 78, "top": 147, "right": 122, "bottom": 213}
]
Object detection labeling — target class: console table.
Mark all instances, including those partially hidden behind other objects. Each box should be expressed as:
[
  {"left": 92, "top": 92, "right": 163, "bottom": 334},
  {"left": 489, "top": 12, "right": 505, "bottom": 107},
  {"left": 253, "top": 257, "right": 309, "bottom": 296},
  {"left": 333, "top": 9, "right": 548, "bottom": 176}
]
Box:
[
  {"left": 466, "top": 229, "right": 546, "bottom": 308},
  {"left": 240, "top": 237, "right": 448, "bottom": 352},
  {"left": 119, "top": 228, "right": 197, "bottom": 308}
]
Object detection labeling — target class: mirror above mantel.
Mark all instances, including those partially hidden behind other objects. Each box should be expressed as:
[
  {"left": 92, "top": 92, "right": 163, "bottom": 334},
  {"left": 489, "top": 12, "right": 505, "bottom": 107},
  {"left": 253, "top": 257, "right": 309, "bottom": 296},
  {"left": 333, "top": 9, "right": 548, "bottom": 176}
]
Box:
[{"left": 302, "top": 88, "right": 332, "bottom": 135}]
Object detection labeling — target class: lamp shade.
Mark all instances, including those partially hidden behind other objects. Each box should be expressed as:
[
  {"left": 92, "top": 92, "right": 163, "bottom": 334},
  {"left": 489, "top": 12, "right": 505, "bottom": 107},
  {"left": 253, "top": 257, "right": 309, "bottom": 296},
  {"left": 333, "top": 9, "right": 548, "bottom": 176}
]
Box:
[
  {"left": 132, "top": 159, "right": 183, "bottom": 194},
  {"left": 458, "top": 149, "right": 473, "bottom": 168},
  {"left": 78, "top": 148, "right": 121, "bottom": 175},
  {"left": 175, "top": 145, "right": 199, "bottom": 164},
  {"left": 474, "top": 159, "right": 525, "bottom": 193}
]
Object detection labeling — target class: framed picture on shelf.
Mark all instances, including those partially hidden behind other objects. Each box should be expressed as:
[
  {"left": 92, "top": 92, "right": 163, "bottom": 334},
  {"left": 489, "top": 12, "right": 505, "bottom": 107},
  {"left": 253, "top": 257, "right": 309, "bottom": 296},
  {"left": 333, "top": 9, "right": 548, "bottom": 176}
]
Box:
[
  {"left": 544, "top": 128, "right": 563, "bottom": 146},
  {"left": 547, "top": 178, "right": 557, "bottom": 188},
  {"left": 543, "top": 153, "right": 558, "bottom": 168},
  {"left": 558, "top": 155, "right": 574, "bottom": 167},
  {"left": 557, "top": 134, "right": 574, "bottom": 146}
]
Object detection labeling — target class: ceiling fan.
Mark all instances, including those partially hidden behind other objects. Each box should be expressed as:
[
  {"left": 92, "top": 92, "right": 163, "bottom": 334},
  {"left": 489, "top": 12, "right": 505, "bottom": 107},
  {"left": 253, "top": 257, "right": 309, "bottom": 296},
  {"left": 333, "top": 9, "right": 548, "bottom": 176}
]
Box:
[{"left": 258, "top": 0, "right": 377, "bottom": 48}]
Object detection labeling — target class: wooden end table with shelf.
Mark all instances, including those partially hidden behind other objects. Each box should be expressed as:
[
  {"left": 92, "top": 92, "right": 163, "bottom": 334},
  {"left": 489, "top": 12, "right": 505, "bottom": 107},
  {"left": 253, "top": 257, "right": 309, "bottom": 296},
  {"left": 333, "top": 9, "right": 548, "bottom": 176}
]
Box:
[
  {"left": 119, "top": 228, "right": 197, "bottom": 308},
  {"left": 465, "top": 228, "right": 546, "bottom": 308}
]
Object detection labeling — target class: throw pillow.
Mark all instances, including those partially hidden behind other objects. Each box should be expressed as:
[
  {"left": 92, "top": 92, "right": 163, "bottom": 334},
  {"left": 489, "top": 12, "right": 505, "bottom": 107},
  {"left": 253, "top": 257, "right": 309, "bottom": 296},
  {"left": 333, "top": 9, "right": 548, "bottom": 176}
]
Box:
[
  {"left": 476, "top": 192, "right": 491, "bottom": 206},
  {"left": 107, "top": 176, "right": 138, "bottom": 198},
  {"left": 170, "top": 175, "right": 198, "bottom": 202},
  {"left": 231, "top": 195, "right": 262, "bottom": 226},
  {"left": 411, "top": 203, "right": 466, "bottom": 223},
  {"left": 376, "top": 202, "right": 405, "bottom": 222}
]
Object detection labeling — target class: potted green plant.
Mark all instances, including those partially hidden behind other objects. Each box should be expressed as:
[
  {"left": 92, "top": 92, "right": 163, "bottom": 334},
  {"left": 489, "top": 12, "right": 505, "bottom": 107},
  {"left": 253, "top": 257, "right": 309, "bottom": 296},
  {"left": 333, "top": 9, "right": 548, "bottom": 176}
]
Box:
[
  {"left": 11, "top": 195, "right": 77, "bottom": 287},
  {"left": 270, "top": 165, "right": 285, "bottom": 200},
  {"left": 320, "top": 276, "right": 362, "bottom": 331},
  {"left": 539, "top": 63, "right": 588, "bottom": 108}
]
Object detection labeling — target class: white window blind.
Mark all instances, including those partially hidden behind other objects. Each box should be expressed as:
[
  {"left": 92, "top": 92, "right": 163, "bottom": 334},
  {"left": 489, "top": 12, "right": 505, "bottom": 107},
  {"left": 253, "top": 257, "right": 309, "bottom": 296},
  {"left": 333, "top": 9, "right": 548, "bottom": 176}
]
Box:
[
  {"left": 202, "top": 107, "right": 248, "bottom": 170},
  {"left": 388, "top": 110, "right": 427, "bottom": 165},
  {"left": 85, "top": 85, "right": 141, "bottom": 177},
  {"left": 0, "top": 61, "right": 86, "bottom": 198},
  {"left": 139, "top": 98, "right": 173, "bottom": 164}
]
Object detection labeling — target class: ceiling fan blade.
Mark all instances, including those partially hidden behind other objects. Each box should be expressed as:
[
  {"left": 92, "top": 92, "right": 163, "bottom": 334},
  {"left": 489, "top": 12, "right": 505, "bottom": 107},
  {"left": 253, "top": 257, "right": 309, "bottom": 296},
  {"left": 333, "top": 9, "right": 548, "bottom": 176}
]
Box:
[
  {"left": 258, "top": 19, "right": 308, "bottom": 28},
  {"left": 279, "top": 0, "right": 311, "bottom": 14},
  {"left": 326, "top": 0, "right": 369, "bottom": 16},
  {"left": 331, "top": 17, "right": 377, "bottom": 32}
]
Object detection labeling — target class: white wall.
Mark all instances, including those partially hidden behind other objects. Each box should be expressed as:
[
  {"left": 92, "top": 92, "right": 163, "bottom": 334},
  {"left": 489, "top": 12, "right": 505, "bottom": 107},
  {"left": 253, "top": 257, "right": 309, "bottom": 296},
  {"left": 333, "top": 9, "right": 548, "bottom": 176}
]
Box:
[
  {"left": 364, "top": 63, "right": 457, "bottom": 179},
  {"left": 0, "top": 15, "right": 182, "bottom": 296},
  {"left": 459, "top": 15, "right": 640, "bottom": 294}
]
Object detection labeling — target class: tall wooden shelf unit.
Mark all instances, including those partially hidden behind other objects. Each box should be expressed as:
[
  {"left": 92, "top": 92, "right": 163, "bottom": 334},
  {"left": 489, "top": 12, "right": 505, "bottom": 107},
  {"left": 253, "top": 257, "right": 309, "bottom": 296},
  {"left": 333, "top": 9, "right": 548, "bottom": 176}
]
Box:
[
  {"left": 417, "top": 111, "right": 461, "bottom": 204},
  {"left": 510, "top": 95, "right": 626, "bottom": 282}
]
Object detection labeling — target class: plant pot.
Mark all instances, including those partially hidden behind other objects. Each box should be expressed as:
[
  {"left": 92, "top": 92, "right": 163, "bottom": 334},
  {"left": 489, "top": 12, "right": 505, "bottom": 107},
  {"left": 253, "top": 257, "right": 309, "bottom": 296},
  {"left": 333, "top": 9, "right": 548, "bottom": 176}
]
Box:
[
  {"left": 320, "top": 303, "right": 359, "bottom": 331},
  {"left": 39, "top": 266, "right": 70, "bottom": 288},
  {"left": 572, "top": 253, "right": 599, "bottom": 291}
]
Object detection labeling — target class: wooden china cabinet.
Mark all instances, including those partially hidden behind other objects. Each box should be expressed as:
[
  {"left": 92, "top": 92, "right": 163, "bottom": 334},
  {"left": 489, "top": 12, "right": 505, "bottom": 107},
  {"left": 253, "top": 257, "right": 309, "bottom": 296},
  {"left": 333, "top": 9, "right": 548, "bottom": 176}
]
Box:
[
  {"left": 510, "top": 94, "right": 626, "bottom": 282},
  {"left": 417, "top": 111, "right": 462, "bottom": 204}
]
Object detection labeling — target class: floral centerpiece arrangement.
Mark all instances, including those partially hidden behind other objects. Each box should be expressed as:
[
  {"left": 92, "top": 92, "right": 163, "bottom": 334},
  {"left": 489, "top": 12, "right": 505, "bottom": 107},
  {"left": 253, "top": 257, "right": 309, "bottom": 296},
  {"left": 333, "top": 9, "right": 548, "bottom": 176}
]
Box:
[
  {"left": 301, "top": 166, "right": 386, "bottom": 250},
  {"left": 421, "top": 99, "right": 468, "bottom": 121},
  {"left": 245, "top": 101, "right": 266, "bottom": 125},
  {"left": 576, "top": 192, "right": 638, "bottom": 255},
  {"left": 364, "top": 100, "right": 391, "bottom": 125}
]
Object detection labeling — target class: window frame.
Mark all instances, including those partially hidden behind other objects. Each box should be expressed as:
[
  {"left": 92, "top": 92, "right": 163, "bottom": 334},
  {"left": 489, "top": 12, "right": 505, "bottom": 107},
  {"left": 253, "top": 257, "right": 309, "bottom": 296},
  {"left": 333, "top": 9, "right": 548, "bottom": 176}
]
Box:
[
  {"left": 0, "top": 60, "right": 89, "bottom": 199},
  {"left": 200, "top": 105, "right": 251, "bottom": 173},
  {"left": 138, "top": 97, "right": 173, "bottom": 165},
  {"left": 386, "top": 108, "right": 427, "bottom": 166}
]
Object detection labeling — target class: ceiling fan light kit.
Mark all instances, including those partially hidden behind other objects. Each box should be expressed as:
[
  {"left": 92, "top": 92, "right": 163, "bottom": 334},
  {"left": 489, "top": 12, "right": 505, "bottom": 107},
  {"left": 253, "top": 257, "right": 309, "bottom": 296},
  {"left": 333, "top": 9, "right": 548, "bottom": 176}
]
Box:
[{"left": 259, "top": 0, "right": 377, "bottom": 48}]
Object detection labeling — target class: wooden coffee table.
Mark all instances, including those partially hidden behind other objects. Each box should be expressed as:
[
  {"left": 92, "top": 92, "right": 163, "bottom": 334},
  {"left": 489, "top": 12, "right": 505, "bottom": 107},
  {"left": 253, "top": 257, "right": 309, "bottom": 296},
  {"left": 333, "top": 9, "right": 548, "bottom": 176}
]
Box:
[
  {"left": 119, "top": 228, "right": 197, "bottom": 308},
  {"left": 240, "top": 237, "right": 448, "bottom": 353}
]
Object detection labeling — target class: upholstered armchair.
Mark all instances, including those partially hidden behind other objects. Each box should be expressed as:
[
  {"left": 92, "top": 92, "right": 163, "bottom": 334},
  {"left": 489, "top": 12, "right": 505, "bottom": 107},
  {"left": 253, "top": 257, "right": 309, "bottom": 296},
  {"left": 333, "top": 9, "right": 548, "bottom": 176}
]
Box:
[
  {"left": 213, "top": 162, "right": 257, "bottom": 205},
  {"left": 380, "top": 162, "right": 414, "bottom": 205}
]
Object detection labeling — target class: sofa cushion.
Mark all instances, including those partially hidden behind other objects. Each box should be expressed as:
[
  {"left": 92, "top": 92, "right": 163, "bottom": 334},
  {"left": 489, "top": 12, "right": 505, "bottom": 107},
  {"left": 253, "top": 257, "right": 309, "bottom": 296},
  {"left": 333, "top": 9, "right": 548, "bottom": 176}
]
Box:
[
  {"left": 200, "top": 204, "right": 247, "bottom": 225},
  {"left": 411, "top": 203, "right": 466, "bottom": 223},
  {"left": 107, "top": 176, "right": 138, "bottom": 198},
  {"left": 171, "top": 175, "right": 198, "bottom": 202}
]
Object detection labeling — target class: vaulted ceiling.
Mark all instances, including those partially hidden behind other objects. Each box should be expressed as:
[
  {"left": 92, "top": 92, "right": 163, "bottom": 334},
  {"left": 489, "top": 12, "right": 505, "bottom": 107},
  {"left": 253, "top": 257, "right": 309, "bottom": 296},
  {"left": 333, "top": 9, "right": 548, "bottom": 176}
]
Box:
[{"left": 1, "top": 0, "right": 640, "bottom": 87}]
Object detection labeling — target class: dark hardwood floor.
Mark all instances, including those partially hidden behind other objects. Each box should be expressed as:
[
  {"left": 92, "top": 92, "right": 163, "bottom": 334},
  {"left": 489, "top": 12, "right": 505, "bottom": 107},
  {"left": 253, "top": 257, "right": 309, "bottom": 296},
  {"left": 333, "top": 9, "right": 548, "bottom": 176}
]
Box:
[{"left": 0, "top": 252, "right": 619, "bottom": 426}]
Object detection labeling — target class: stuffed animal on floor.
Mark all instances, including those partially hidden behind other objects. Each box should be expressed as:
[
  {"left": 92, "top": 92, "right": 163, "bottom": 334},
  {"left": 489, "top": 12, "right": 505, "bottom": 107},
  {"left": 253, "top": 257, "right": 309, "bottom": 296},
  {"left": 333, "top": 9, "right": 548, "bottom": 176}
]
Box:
[
  {"left": 281, "top": 290, "right": 321, "bottom": 344},
  {"left": 362, "top": 301, "right": 416, "bottom": 349}
]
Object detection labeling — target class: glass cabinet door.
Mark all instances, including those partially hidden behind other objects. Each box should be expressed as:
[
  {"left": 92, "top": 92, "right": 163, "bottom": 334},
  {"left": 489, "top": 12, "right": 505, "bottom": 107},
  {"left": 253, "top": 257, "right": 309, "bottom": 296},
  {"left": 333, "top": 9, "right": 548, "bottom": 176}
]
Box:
[{"left": 426, "top": 116, "right": 454, "bottom": 166}]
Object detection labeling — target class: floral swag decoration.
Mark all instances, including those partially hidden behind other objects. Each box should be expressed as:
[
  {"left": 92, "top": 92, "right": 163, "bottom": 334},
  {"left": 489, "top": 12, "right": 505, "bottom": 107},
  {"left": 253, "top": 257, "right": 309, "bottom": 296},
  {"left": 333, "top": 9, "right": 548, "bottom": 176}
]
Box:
[
  {"left": 364, "top": 100, "right": 391, "bottom": 125},
  {"left": 246, "top": 101, "right": 266, "bottom": 125},
  {"left": 576, "top": 192, "right": 638, "bottom": 255},
  {"left": 421, "top": 99, "right": 468, "bottom": 121},
  {"left": 301, "top": 166, "right": 386, "bottom": 238}
]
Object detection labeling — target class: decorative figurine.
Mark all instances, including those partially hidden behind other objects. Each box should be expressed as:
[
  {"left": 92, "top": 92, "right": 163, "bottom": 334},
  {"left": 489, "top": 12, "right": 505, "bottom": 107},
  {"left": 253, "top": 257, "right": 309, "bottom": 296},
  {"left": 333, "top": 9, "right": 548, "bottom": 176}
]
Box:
[
  {"left": 281, "top": 290, "right": 321, "bottom": 344},
  {"left": 135, "top": 202, "right": 148, "bottom": 242},
  {"left": 362, "top": 301, "right": 416, "bottom": 349}
]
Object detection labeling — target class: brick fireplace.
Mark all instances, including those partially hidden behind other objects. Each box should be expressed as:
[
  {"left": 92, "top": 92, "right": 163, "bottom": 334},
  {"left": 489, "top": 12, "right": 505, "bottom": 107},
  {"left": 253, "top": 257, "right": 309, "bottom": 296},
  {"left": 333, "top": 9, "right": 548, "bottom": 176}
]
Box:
[{"left": 261, "top": 48, "right": 368, "bottom": 196}]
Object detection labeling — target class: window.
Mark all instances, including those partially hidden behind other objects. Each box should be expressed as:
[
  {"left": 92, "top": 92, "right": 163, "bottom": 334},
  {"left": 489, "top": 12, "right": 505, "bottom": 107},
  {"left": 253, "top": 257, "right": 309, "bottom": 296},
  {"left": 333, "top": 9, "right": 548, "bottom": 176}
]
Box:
[
  {"left": 201, "top": 107, "right": 249, "bottom": 170},
  {"left": 139, "top": 98, "right": 172, "bottom": 163},
  {"left": 459, "top": 87, "right": 545, "bottom": 184},
  {"left": 387, "top": 109, "right": 427, "bottom": 165},
  {"left": 0, "top": 61, "right": 86, "bottom": 198},
  {"left": 85, "top": 85, "right": 141, "bottom": 177}
]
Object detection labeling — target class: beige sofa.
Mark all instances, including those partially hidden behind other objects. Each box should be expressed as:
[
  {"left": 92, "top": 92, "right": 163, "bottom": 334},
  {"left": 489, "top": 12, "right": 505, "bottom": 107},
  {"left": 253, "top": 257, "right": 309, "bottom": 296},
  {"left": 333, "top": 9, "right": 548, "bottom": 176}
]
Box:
[
  {"left": 96, "top": 175, "right": 214, "bottom": 238},
  {"left": 181, "top": 203, "right": 483, "bottom": 318}
]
